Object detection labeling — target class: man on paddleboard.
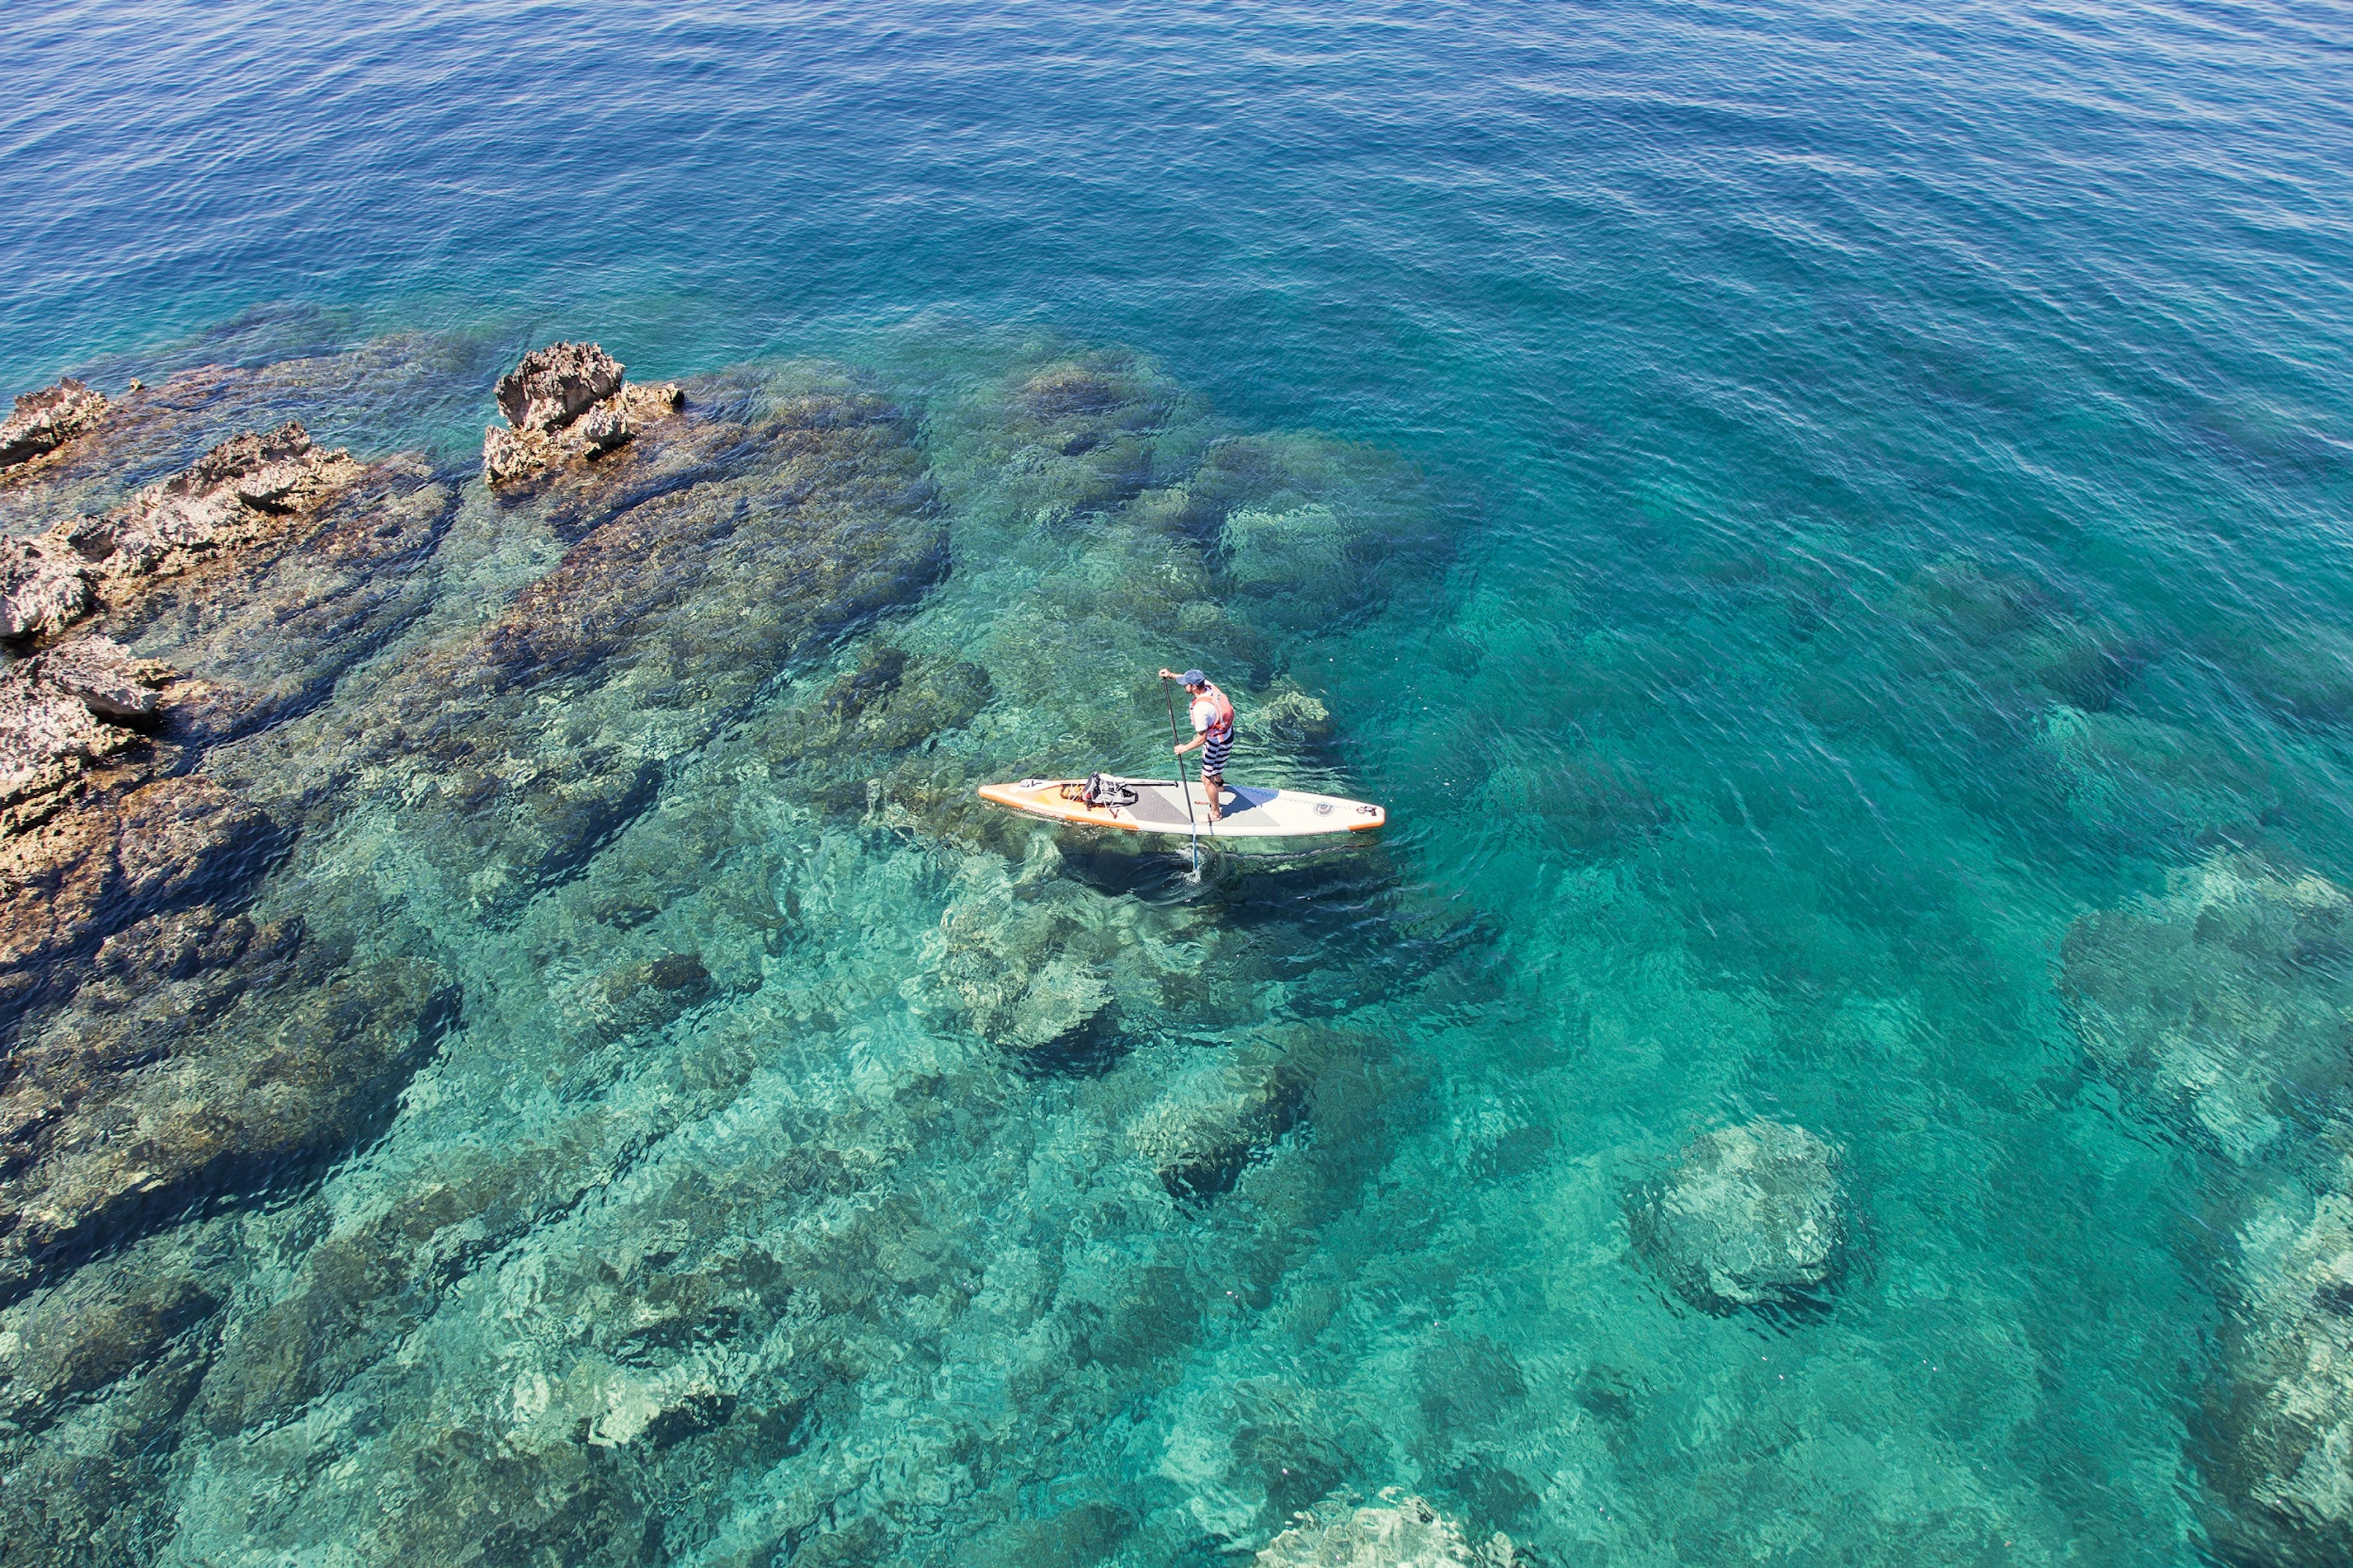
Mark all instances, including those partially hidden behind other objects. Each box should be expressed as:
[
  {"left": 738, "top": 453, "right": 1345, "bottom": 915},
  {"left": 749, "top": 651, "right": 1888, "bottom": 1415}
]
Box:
[{"left": 1160, "top": 667, "right": 1235, "bottom": 822}]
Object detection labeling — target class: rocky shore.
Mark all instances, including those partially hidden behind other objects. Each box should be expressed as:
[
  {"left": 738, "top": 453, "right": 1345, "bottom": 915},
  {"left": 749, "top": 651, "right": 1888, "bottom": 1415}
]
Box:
[{"left": 0, "top": 327, "right": 1421, "bottom": 1567}]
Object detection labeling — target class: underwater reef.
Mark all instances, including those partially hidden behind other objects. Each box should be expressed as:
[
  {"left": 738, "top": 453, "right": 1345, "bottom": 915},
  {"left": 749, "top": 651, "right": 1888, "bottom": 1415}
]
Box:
[
  {"left": 0, "top": 323, "right": 1455, "bottom": 1567},
  {"left": 2059, "top": 855, "right": 2353, "bottom": 1568}
]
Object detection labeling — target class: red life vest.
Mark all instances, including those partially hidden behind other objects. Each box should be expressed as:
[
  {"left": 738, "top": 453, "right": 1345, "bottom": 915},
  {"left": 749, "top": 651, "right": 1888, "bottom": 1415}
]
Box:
[{"left": 1195, "top": 684, "right": 1235, "bottom": 740}]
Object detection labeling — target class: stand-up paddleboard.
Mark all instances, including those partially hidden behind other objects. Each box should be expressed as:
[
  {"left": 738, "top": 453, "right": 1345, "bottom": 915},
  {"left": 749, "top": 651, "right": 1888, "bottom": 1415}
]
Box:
[{"left": 977, "top": 776, "right": 1384, "bottom": 838}]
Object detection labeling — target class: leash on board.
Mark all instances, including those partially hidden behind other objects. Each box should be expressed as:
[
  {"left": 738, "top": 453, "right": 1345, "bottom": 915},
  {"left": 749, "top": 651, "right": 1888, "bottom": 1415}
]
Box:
[{"left": 1162, "top": 676, "right": 1202, "bottom": 879}]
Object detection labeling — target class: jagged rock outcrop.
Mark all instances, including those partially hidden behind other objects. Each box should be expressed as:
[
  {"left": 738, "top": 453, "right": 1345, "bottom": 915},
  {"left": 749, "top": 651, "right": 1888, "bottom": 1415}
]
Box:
[
  {"left": 0, "top": 420, "right": 363, "bottom": 642},
  {"left": 94, "top": 452, "right": 455, "bottom": 745},
  {"left": 0, "top": 381, "right": 459, "bottom": 750},
  {"left": 0, "top": 404, "right": 469, "bottom": 1308},
  {"left": 0, "top": 379, "right": 108, "bottom": 471},
  {"left": 0, "top": 630, "right": 284, "bottom": 1058},
  {"left": 0, "top": 411, "right": 450, "bottom": 1021},
  {"left": 2062, "top": 854, "right": 2353, "bottom": 1164},
  {"left": 0, "top": 637, "right": 175, "bottom": 831},
  {"left": 0, "top": 329, "right": 502, "bottom": 535},
  {"left": 499, "top": 341, "right": 626, "bottom": 430},
  {"left": 480, "top": 341, "right": 682, "bottom": 485},
  {"left": 1628, "top": 1119, "right": 1847, "bottom": 1312},
  {"left": 0, "top": 758, "right": 287, "bottom": 1037}
]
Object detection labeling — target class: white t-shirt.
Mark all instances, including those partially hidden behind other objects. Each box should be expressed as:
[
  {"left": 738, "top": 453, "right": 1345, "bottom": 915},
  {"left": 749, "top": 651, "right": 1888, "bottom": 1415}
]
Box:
[{"left": 1191, "top": 696, "right": 1218, "bottom": 735}]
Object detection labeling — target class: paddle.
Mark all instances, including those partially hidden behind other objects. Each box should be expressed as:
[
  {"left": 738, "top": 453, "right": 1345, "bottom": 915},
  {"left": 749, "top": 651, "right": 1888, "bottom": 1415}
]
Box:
[{"left": 1162, "top": 675, "right": 1201, "bottom": 878}]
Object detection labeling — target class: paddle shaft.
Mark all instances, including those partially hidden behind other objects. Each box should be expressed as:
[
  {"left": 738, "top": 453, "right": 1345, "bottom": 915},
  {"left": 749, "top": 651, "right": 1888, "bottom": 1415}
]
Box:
[{"left": 1162, "top": 678, "right": 1201, "bottom": 873}]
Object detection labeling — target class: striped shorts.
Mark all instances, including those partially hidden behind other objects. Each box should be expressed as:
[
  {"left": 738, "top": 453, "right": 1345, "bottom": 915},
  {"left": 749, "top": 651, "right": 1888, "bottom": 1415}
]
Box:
[{"left": 1201, "top": 725, "right": 1233, "bottom": 776}]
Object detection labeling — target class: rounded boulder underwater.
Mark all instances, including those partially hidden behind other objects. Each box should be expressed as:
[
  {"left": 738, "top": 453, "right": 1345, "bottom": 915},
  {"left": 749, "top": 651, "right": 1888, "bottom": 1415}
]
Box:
[{"left": 1628, "top": 1119, "right": 1848, "bottom": 1314}]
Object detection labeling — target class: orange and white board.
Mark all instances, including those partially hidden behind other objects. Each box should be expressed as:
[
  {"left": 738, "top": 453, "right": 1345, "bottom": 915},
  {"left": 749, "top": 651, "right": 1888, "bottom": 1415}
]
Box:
[{"left": 976, "top": 776, "right": 1385, "bottom": 838}]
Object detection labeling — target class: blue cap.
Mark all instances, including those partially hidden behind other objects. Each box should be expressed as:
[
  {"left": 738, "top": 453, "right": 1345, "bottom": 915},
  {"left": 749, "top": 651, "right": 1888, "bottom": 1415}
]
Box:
[{"left": 1180, "top": 669, "right": 1206, "bottom": 686}]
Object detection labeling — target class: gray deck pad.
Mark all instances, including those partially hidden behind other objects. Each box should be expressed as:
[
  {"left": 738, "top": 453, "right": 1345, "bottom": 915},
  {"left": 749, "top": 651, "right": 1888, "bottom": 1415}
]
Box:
[{"left": 1123, "top": 781, "right": 1326, "bottom": 836}]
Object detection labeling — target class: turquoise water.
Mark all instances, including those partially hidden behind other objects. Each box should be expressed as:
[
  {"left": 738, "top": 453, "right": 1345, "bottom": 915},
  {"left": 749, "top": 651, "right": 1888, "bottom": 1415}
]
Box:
[{"left": 5, "top": 1, "right": 2353, "bottom": 1563}]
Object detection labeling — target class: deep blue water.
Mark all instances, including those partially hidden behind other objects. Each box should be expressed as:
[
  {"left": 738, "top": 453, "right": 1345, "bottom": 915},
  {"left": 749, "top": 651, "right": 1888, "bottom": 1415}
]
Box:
[{"left": 5, "top": 2, "right": 2353, "bottom": 1564}]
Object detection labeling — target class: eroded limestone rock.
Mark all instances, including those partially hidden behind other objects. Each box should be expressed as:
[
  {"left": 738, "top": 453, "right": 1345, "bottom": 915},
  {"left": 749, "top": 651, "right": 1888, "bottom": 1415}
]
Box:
[
  {"left": 318, "top": 381, "right": 943, "bottom": 914},
  {"left": 0, "top": 379, "right": 109, "bottom": 471},
  {"left": 0, "top": 771, "right": 285, "bottom": 1039},
  {"left": 1628, "top": 1119, "right": 1847, "bottom": 1312},
  {"left": 0, "top": 638, "right": 175, "bottom": 831},
  {"left": 480, "top": 341, "right": 683, "bottom": 486},
  {"left": 498, "top": 341, "right": 625, "bottom": 430},
  {"left": 0, "top": 421, "right": 365, "bottom": 644},
  {"left": 0, "top": 331, "right": 493, "bottom": 536}
]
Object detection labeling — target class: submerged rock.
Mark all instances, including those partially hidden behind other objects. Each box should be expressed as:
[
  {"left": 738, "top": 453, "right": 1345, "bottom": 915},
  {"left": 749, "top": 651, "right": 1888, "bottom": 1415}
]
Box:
[
  {"left": 2062, "top": 854, "right": 2353, "bottom": 1163},
  {"left": 2200, "top": 1159, "right": 2353, "bottom": 1568},
  {"left": 934, "top": 865, "right": 1120, "bottom": 1055},
  {"left": 0, "top": 1333, "right": 210, "bottom": 1566},
  {"left": 1257, "top": 1488, "right": 1517, "bottom": 1568},
  {"left": 317, "top": 379, "right": 944, "bottom": 914},
  {"left": 1128, "top": 1046, "right": 1308, "bottom": 1202},
  {"left": 756, "top": 646, "right": 995, "bottom": 830},
  {"left": 1628, "top": 1119, "right": 1847, "bottom": 1312},
  {"left": 200, "top": 1110, "right": 634, "bottom": 1434},
  {"left": 0, "top": 1260, "right": 218, "bottom": 1434},
  {"left": 480, "top": 340, "right": 683, "bottom": 486},
  {"left": 0, "top": 378, "right": 109, "bottom": 471},
  {"left": 1223, "top": 501, "right": 1353, "bottom": 597},
  {"left": 1256, "top": 679, "right": 1333, "bottom": 744},
  {"left": 585, "top": 951, "right": 717, "bottom": 1043},
  {"left": 969, "top": 354, "right": 1172, "bottom": 525},
  {"left": 0, "top": 950, "right": 449, "bottom": 1298}
]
